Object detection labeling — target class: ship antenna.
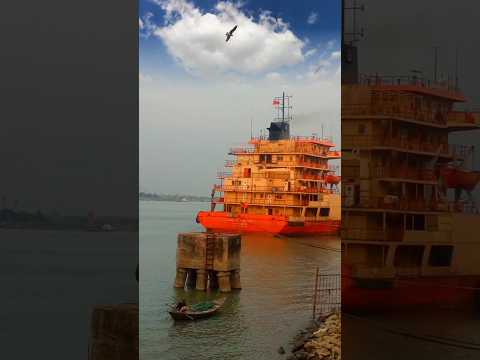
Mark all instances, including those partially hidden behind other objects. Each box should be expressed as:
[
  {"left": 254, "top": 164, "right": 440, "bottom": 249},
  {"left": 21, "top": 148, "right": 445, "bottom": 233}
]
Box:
[
  {"left": 282, "top": 91, "right": 285, "bottom": 122},
  {"left": 433, "top": 46, "right": 439, "bottom": 83},
  {"left": 455, "top": 45, "right": 459, "bottom": 90},
  {"left": 250, "top": 117, "right": 253, "bottom": 139},
  {"left": 344, "top": 0, "right": 365, "bottom": 45}
]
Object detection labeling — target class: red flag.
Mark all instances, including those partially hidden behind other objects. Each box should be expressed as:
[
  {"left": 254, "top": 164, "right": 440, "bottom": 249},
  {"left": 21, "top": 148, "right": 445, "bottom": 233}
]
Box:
[{"left": 272, "top": 99, "right": 280, "bottom": 105}]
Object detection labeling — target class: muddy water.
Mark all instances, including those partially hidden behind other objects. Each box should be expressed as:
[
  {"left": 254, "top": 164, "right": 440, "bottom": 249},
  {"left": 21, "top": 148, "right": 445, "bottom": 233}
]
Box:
[{"left": 140, "top": 201, "right": 340, "bottom": 360}]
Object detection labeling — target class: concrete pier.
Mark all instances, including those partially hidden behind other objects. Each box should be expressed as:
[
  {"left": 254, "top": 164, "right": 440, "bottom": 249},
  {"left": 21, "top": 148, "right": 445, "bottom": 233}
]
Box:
[{"left": 175, "top": 232, "right": 241, "bottom": 292}]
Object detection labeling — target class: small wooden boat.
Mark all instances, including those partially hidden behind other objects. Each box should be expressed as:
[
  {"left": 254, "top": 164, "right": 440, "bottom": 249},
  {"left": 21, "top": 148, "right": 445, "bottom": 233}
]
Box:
[{"left": 168, "top": 298, "right": 226, "bottom": 321}]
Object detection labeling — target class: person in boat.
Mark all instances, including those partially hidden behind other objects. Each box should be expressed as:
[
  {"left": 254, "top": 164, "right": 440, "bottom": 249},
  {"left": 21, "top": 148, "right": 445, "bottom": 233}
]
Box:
[{"left": 176, "top": 299, "right": 188, "bottom": 312}]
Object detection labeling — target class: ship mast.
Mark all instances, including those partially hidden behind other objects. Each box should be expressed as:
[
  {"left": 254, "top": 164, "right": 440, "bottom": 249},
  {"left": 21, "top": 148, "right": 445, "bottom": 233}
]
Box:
[
  {"left": 342, "top": 0, "right": 364, "bottom": 84},
  {"left": 268, "top": 92, "right": 292, "bottom": 140}
]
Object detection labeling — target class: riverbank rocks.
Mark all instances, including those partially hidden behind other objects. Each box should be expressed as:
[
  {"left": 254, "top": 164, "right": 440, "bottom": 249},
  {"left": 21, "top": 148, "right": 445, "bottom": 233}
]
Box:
[{"left": 288, "top": 312, "right": 341, "bottom": 360}]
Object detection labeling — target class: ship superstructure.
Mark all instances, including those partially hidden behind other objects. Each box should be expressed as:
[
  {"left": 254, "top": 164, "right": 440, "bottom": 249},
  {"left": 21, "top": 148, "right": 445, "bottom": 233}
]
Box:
[
  {"left": 341, "top": 1, "right": 480, "bottom": 309},
  {"left": 197, "top": 93, "right": 341, "bottom": 235}
]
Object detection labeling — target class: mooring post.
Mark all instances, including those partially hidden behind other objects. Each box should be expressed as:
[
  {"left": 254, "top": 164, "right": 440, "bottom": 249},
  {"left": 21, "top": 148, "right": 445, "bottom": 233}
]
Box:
[{"left": 313, "top": 266, "right": 319, "bottom": 320}]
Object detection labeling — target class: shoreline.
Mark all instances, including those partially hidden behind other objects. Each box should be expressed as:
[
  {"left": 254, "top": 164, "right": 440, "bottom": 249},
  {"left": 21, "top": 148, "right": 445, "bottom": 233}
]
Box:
[{"left": 281, "top": 312, "right": 341, "bottom": 360}]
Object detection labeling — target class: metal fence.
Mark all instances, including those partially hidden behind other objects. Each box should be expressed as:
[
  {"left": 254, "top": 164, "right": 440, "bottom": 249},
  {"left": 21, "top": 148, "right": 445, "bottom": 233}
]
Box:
[{"left": 312, "top": 268, "right": 341, "bottom": 319}]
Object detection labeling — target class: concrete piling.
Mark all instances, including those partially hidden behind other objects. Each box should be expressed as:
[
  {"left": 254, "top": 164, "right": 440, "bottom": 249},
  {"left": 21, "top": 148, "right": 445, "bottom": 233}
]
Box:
[
  {"left": 217, "top": 271, "right": 231, "bottom": 292},
  {"left": 175, "top": 232, "right": 241, "bottom": 292},
  {"left": 230, "top": 269, "right": 242, "bottom": 289},
  {"left": 174, "top": 268, "right": 187, "bottom": 288},
  {"left": 195, "top": 269, "right": 207, "bottom": 290}
]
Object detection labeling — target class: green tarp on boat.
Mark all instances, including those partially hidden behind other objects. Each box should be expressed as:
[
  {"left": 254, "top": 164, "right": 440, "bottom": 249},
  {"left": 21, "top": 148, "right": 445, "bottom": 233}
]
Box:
[{"left": 190, "top": 301, "right": 215, "bottom": 312}]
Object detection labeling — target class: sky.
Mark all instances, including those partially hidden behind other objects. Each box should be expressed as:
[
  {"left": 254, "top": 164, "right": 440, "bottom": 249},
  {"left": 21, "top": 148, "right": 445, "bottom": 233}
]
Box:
[{"left": 139, "top": 0, "right": 341, "bottom": 196}]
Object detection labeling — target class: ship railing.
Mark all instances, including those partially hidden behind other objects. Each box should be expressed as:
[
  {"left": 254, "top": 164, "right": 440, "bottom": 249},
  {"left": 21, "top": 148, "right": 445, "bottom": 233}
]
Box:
[
  {"left": 219, "top": 185, "right": 330, "bottom": 194},
  {"left": 359, "top": 74, "right": 462, "bottom": 95},
  {"left": 343, "top": 196, "right": 448, "bottom": 212},
  {"left": 374, "top": 166, "right": 436, "bottom": 182},
  {"left": 253, "top": 160, "right": 331, "bottom": 169},
  {"left": 297, "top": 174, "right": 324, "bottom": 180},
  {"left": 229, "top": 146, "right": 256, "bottom": 154},
  {"left": 216, "top": 171, "right": 232, "bottom": 179},
  {"left": 447, "top": 111, "right": 480, "bottom": 126},
  {"left": 250, "top": 145, "right": 336, "bottom": 157},
  {"left": 225, "top": 199, "right": 310, "bottom": 206},
  {"left": 342, "top": 134, "right": 451, "bottom": 156},
  {"left": 292, "top": 136, "right": 335, "bottom": 147},
  {"left": 297, "top": 161, "right": 330, "bottom": 169},
  {"left": 249, "top": 135, "right": 335, "bottom": 146},
  {"left": 342, "top": 103, "right": 448, "bottom": 126},
  {"left": 341, "top": 228, "right": 388, "bottom": 241}
]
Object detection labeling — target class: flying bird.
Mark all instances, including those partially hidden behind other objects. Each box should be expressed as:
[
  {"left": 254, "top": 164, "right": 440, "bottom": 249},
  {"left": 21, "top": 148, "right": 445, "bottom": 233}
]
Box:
[{"left": 225, "top": 25, "right": 238, "bottom": 42}]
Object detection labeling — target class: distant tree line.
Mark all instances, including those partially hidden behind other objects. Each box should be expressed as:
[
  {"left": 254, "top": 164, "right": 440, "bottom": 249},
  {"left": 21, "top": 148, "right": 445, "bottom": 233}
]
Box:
[{"left": 139, "top": 192, "right": 209, "bottom": 202}]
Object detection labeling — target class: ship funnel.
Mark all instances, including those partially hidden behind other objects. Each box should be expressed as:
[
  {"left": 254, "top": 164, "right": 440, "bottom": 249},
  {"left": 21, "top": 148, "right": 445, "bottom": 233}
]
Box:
[{"left": 267, "top": 121, "right": 290, "bottom": 140}]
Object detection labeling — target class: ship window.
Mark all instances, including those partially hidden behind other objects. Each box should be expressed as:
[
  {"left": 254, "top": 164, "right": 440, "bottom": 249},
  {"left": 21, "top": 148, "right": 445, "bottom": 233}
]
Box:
[
  {"left": 413, "top": 215, "right": 425, "bottom": 230},
  {"left": 428, "top": 246, "right": 453, "bottom": 267},
  {"left": 275, "top": 194, "right": 283, "bottom": 199},
  {"left": 268, "top": 208, "right": 273, "bottom": 215},
  {"left": 394, "top": 245, "right": 424, "bottom": 267},
  {"left": 319, "top": 208, "right": 330, "bottom": 217},
  {"left": 277, "top": 156, "right": 283, "bottom": 161}
]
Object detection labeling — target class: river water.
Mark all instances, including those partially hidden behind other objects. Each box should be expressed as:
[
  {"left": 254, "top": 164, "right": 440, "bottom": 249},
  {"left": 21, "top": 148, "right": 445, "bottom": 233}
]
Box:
[{"left": 140, "top": 201, "right": 340, "bottom": 360}]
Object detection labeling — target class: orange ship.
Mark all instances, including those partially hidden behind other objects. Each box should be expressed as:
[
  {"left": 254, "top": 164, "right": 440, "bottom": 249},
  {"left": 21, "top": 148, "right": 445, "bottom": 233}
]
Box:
[
  {"left": 341, "top": 4, "right": 480, "bottom": 311},
  {"left": 197, "top": 93, "right": 341, "bottom": 235}
]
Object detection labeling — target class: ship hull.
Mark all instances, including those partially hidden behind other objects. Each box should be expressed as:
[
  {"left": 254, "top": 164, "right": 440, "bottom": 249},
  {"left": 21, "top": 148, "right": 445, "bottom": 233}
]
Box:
[
  {"left": 197, "top": 211, "right": 340, "bottom": 235},
  {"left": 342, "top": 269, "right": 480, "bottom": 312}
]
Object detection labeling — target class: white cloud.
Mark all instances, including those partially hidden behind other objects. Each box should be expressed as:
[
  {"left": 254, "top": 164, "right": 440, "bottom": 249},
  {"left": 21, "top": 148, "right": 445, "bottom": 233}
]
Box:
[
  {"left": 307, "top": 12, "right": 318, "bottom": 25},
  {"left": 330, "top": 51, "right": 340, "bottom": 60},
  {"left": 151, "top": 0, "right": 305, "bottom": 76},
  {"left": 139, "top": 12, "right": 157, "bottom": 38},
  {"left": 305, "top": 48, "right": 317, "bottom": 57},
  {"left": 265, "top": 72, "right": 283, "bottom": 81}
]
